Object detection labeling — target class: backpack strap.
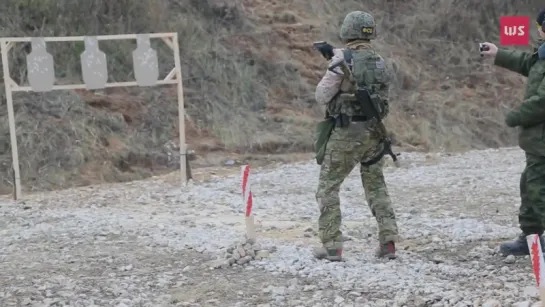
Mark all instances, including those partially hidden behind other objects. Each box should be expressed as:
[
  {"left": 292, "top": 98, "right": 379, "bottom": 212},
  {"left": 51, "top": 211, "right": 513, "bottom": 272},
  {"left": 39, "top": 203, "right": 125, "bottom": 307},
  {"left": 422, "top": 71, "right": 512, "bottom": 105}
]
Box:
[{"left": 343, "top": 49, "right": 353, "bottom": 71}]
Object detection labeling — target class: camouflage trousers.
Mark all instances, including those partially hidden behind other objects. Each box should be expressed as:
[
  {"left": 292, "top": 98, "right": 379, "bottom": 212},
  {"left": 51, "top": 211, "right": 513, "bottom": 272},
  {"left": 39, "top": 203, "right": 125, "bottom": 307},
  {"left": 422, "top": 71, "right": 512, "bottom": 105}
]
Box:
[
  {"left": 518, "top": 153, "right": 545, "bottom": 235},
  {"left": 315, "top": 121, "right": 398, "bottom": 246}
]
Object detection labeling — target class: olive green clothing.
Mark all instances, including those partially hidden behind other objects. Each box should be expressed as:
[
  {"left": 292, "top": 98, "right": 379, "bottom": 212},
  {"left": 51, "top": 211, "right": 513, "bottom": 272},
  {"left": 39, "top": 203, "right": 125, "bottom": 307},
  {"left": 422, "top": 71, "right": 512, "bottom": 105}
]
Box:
[
  {"left": 518, "top": 154, "right": 545, "bottom": 234},
  {"left": 494, "top": 49, "right": 545, "bottom": 156},
  {"left": 494, "top": 48, "right": 545, "bottom": 233}
]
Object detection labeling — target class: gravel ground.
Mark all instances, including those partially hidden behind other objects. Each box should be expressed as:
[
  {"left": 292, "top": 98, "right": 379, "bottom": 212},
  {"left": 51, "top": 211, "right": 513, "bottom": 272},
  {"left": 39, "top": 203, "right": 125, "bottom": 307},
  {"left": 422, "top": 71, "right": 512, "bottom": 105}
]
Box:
[{"left": 0, "top": 147, "right": 543, "bottom": 306}]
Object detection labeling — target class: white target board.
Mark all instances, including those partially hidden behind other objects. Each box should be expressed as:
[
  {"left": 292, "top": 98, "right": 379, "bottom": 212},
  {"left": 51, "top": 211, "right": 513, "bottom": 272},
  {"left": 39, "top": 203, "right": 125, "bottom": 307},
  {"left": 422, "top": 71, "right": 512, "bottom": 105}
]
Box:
[{"left": 0, "top": 33, "right": 188, "bottom": 199}]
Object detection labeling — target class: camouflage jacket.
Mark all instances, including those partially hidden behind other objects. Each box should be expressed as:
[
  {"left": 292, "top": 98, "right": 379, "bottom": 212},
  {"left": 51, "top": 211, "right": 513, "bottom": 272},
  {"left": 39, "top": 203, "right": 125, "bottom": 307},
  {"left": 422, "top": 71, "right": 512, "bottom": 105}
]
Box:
[{"left": 494, "top": 47, "right": 545, "bottom": 156}]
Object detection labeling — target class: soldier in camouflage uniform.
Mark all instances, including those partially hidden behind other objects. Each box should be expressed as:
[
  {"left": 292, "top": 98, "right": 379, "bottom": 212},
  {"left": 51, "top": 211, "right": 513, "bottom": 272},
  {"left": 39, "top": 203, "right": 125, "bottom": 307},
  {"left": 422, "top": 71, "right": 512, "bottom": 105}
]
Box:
[
  {"left": 313, "top": 11, "right": 399, "bottom": 261},
  {"left": 480, "top": 8, "right": 545, "bottom": 256}
]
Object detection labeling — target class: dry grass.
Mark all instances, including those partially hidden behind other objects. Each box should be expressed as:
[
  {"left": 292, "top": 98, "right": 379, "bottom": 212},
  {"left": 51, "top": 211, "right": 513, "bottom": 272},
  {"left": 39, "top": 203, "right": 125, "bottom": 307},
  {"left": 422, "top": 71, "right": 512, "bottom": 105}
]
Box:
[
  {"left": 0, "top": 0, "right": 541, "bottom": 191},
  {"left": 295, "top": 0, "right": 537, "bottom": 151}
]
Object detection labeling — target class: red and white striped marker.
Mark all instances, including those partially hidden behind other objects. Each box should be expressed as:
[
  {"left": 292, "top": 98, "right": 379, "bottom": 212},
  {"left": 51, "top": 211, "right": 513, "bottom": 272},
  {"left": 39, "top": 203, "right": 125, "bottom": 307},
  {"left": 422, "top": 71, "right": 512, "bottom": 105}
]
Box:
[
  {"left": 527, "top": 234, "right": 545, "bottom": 305},
  {"left": 241, "top": 165, "right": 256, "bottom": 241}
]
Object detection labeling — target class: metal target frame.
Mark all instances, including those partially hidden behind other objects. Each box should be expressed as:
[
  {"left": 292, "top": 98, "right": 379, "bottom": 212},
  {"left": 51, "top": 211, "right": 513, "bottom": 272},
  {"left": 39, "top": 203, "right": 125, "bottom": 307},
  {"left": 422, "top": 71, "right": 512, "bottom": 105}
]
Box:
[{"left": 0, "top": 32, "right": 188, "bottom": 200}]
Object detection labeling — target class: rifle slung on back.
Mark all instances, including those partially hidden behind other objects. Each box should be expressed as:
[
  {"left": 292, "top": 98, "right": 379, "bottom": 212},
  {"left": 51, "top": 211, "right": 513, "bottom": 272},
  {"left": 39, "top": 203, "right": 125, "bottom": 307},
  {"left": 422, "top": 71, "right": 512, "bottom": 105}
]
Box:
[{"left": 333, "top": 56, "right": 400, "bottom": 167}]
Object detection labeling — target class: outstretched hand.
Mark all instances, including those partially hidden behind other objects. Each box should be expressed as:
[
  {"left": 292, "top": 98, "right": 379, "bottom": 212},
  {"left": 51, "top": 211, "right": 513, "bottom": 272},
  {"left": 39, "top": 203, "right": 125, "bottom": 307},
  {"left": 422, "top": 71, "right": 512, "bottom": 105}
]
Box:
[{"left": 480, "top": 42, "right": 498, "bottom": 57}]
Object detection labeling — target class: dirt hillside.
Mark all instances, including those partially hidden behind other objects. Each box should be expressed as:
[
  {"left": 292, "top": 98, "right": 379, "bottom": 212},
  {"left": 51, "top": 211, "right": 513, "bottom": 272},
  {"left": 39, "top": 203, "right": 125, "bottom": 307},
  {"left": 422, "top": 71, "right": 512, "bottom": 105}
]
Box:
[{"left": 0, "top": 0, "right": 541, "bottom": 192}]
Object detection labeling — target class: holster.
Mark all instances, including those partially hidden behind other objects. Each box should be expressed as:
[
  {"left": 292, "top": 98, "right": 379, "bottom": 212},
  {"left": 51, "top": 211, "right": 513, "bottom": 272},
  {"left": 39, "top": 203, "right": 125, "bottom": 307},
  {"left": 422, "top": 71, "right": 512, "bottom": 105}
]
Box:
[
  {"left": 314, "top": 117, "right": 336, "bottom": 165},
  {"left": 335, "top": 114, "right": 350, "bottom": 128}
]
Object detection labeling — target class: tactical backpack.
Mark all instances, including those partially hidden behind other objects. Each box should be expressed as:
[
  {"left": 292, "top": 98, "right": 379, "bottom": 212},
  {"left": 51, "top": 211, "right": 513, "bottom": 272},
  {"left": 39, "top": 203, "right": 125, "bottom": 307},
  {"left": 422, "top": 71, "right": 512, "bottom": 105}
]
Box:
[{"left": 342, "top": 48, "right": 390, "bottom": 120}]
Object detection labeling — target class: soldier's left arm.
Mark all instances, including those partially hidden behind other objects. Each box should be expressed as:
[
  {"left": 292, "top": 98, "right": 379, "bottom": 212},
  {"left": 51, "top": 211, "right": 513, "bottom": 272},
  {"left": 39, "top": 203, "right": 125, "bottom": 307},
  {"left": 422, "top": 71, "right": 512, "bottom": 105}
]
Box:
[
  {"left": 375, "top": 56, "right": 391, "bottom": 110},
  {"left": 505, "top": 76, "right": 545, "bottom": 127},
  {"left": 379, "top": 57, "right": 391, "bottom": 101}
]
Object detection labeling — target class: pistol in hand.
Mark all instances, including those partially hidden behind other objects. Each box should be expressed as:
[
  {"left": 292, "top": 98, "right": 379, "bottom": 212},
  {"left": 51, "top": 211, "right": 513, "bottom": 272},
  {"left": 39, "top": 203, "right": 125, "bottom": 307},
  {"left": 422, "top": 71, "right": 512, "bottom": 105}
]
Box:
[{"left": 313, "top": 41, "right": 335, "bottom": 60}]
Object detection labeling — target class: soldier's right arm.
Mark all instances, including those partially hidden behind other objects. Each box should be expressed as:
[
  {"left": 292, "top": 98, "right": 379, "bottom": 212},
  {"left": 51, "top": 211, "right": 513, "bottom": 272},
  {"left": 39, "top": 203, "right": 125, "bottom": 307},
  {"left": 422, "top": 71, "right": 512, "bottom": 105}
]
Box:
[
  {"left": 494, "top": 49, "right": 537, "bottom": 77},
  {"left": 315, "top": 49, "right": 346, "bottom": 104}
]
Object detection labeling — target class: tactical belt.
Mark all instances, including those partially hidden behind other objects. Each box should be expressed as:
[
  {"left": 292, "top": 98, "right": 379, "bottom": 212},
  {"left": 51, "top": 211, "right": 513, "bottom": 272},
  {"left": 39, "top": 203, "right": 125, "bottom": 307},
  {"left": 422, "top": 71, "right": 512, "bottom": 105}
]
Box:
[
  {"left": 324, "top": 116, "right": 367, "bottom": 122},
  {"left": 351, "top": 115, "right": 367, "bottom": 122}
]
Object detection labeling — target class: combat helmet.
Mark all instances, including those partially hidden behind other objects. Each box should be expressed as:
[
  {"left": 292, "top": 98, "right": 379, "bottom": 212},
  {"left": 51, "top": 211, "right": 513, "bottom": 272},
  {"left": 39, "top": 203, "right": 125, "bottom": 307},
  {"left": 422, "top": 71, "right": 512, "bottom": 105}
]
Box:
[{"left": 339, "top": 11, "right": 376, "bottom": 41}]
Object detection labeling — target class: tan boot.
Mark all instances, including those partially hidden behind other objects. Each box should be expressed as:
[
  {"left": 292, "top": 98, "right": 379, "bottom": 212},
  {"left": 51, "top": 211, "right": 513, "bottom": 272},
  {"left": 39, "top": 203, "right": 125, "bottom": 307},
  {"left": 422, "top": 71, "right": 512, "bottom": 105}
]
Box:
[
  {"left": 313, "top": 242, "right": 343, "bottom": 261},
  {"left": 376, "top": 241, "right": 396, "bottom": 259}
]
